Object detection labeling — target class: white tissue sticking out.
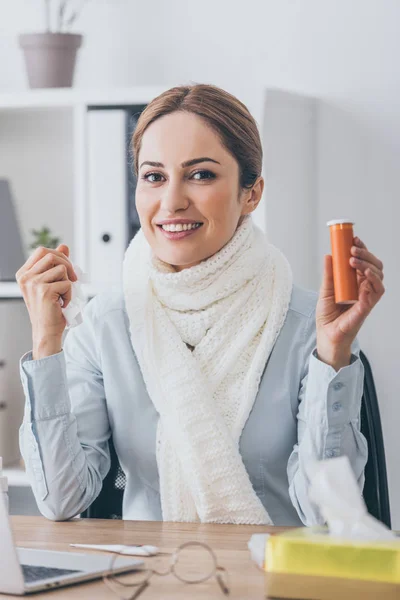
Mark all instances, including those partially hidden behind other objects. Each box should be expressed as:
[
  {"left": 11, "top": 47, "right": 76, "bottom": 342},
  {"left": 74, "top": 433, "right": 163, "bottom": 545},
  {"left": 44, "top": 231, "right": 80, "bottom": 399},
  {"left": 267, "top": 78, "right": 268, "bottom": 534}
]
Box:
[
  {"left": 248, "top": 533, "right": 270, "bottom": 569},
  {"left": 307, "top": 455, "right": 395, "bottom": 540},
  {"left": 58, "top": 264, "right": 88, "bottom": 329}
]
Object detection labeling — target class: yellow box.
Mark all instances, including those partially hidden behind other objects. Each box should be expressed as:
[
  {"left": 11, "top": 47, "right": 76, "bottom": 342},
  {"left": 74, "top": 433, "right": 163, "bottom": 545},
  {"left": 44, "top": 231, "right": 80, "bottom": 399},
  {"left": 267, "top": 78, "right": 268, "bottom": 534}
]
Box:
[{"left": 264, "top": 527, "right": 400, "bottom": 600}]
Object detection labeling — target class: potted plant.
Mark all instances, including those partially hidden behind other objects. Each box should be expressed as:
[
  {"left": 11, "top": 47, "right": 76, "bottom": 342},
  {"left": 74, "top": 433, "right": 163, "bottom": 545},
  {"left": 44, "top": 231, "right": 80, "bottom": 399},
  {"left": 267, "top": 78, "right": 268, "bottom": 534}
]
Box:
[
  {"left": 29, "top": 226, "right": 61, "bottom": 251},
  {"left": 19, "top": 1, "right": 88, "bottom": 89}
]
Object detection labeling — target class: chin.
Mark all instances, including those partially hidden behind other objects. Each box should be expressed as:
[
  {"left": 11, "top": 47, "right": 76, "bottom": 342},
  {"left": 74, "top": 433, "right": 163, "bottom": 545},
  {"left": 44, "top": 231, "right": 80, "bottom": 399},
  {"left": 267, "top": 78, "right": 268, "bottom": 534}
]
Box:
[
  {"left": 163, "top": 254, "right": 200, "bottom": 268},
  {"left": 157, "top": 248, "right": 209, "bottom": 269}
]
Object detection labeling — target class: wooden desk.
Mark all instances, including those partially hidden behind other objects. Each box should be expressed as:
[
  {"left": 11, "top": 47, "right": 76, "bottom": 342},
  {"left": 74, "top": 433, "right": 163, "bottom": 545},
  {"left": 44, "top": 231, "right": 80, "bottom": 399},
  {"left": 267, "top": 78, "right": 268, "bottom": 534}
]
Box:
[{"left": 8, "top": 516, "right": 286, "bottom": 599}]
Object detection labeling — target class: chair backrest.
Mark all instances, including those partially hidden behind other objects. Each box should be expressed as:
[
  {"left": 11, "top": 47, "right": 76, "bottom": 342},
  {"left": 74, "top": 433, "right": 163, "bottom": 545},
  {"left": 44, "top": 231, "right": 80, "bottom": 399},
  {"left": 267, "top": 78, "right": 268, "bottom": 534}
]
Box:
[
  {"left": 80, "top": 437, "right": 124, "bottom": 519},
  {"left": 359, "top": 351, "right": 391, "bottom": 528},
  {"left": 82, "top": 351, "right": 391, "bottom": 526}
]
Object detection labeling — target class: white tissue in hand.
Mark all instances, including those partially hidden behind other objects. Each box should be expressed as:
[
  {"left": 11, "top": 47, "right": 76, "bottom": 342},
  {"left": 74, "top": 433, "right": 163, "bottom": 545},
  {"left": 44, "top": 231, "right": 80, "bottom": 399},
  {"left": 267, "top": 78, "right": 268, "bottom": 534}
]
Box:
[
  {"left": 307, "top": 455, "right": 395, "bottom": 540},
  {"left": 59, "top": 264, "right": 87, "bottom": 329}
]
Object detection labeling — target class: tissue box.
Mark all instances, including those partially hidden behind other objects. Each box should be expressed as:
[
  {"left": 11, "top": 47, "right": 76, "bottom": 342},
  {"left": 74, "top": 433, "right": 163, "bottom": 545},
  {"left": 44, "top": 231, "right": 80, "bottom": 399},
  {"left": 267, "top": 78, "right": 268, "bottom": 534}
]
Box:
[{"left": 264, "top": 527, "right": 400, "bottom": 600}]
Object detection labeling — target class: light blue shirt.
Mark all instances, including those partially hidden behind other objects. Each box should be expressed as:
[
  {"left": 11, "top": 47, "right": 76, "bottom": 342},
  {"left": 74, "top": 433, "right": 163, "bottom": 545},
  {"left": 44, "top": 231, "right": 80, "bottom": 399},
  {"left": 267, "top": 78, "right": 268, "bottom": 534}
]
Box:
[{"left": 19, "top": 285, "right": 368, "bottom": 526}]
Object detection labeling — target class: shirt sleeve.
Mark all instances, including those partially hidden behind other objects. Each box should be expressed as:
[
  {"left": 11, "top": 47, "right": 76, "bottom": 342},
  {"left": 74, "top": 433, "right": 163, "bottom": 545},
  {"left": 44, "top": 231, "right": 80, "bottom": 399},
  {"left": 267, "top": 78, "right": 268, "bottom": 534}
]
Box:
[
  {"left": 19, "top": 297, "right": 111, "bottom": 521},
  {"left": 287, "top": 309, "right": 368, "bottom": 526}
]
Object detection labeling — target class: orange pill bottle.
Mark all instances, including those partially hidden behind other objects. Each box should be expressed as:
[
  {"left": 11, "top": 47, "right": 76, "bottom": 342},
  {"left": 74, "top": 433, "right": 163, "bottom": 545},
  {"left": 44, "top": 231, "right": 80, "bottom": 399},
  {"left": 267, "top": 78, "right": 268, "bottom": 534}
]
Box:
[{"left": 327, "top": 219, "right": 359, "bottom": 305}]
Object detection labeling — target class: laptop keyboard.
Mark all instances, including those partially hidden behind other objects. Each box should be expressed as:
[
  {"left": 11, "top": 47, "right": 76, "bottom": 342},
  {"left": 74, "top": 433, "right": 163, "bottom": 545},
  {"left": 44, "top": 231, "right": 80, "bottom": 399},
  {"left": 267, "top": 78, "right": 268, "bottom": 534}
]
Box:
[{"left": 21, "top": 564, "right": 83, "bottom": 584}]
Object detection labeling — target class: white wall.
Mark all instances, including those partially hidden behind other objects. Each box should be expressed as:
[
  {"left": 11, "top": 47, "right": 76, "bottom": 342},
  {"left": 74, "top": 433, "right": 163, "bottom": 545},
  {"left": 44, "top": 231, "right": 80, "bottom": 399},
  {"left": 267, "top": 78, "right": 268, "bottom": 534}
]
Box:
[
  {"left": 1, "top": 0, "right": 399, "bottom": 525},
  {"left": 263, "top": 90, "right": 318, "bottom": 291}
]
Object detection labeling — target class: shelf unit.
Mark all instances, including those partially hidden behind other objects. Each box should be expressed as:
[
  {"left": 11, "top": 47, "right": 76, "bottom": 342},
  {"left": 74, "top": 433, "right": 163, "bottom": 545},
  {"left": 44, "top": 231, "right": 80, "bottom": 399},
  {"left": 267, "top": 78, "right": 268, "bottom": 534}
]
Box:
[
  {"left": 0, "top": 87, "right": 167, "bottom": 110},
  {"left": 3, "top": 463, "right": 29, "bottom": 487},
  {"left": 0, "top": 283, "right": 23, "bottom": 299},
  {"left": 0, "top": 87, "right": 169, "bottom": 505},
  {"left": 0, "top": 85, "right": 168, "bottom": 300}
]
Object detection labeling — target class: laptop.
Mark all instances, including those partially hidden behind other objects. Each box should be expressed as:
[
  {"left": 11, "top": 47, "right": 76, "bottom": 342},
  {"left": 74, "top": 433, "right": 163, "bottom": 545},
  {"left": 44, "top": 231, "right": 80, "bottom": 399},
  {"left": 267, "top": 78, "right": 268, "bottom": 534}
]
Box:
[{"left": 0, "top": 494, "right": 143, "bottom": 595}]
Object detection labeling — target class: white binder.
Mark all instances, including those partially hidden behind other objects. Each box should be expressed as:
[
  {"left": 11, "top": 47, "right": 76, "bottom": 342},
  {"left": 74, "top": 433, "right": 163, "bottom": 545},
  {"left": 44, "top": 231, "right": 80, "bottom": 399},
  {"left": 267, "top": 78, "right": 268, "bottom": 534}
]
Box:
[{"left": 87, "top": 110, "right": 128, "bottom": 288}]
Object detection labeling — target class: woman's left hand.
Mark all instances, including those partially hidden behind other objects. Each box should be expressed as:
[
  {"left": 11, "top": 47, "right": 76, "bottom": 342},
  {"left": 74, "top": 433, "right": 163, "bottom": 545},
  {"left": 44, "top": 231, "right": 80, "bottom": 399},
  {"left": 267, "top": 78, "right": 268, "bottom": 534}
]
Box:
[{"left": 316, "top": 236, "right": 385, "bottom": 371}]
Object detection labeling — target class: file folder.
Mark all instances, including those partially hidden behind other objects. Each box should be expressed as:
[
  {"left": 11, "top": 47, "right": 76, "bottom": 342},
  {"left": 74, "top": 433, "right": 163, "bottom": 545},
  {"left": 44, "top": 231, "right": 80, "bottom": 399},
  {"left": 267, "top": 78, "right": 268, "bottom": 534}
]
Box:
[{"left": 87, "top": 109, "right": 129, "bottom": 288}]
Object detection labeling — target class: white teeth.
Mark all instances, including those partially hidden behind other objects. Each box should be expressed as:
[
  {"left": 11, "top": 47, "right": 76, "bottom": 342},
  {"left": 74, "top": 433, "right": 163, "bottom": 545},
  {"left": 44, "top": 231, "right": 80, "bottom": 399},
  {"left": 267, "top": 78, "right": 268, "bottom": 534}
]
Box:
[{"left": 161, "top": 223, "right": 201, "bottom": 232}]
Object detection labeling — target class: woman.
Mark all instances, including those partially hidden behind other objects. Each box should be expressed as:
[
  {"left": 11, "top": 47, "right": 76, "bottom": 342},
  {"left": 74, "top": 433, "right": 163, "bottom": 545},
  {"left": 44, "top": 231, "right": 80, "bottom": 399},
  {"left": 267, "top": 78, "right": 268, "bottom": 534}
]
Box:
[{"left": 17, "top": 84, "right": 384, "bottom": 526}]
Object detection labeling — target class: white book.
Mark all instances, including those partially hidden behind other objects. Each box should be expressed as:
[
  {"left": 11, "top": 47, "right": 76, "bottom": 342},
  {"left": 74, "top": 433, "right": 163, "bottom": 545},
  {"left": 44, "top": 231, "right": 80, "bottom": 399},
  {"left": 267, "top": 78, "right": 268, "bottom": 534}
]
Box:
[{"left": 87, "top": 110, "right": 128, "bottom": 289}]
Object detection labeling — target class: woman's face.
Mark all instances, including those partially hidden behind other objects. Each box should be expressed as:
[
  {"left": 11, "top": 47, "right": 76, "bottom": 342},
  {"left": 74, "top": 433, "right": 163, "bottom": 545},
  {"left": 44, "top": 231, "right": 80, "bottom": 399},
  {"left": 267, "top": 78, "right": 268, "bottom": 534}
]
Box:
[{"left": 135, "top": 111, "right": 263, "bottom": 270}]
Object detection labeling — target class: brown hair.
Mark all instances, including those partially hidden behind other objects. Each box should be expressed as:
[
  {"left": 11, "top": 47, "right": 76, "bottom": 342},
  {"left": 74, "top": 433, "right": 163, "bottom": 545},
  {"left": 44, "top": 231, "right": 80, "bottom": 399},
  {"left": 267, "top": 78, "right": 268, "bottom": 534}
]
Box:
[{"left": 131, "top": 84, "right": 262, "bottom": 189}]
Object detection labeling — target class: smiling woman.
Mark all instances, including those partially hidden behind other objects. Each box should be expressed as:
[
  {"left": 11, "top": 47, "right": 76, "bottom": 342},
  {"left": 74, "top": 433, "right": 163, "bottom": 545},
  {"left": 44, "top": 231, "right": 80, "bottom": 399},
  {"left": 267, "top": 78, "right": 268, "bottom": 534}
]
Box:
[
  {"left": 132, "top": 87, "right": 264, "bottom": 270},
  {"left": 17, "top": 83, "right": 384, "bottom": 527}
]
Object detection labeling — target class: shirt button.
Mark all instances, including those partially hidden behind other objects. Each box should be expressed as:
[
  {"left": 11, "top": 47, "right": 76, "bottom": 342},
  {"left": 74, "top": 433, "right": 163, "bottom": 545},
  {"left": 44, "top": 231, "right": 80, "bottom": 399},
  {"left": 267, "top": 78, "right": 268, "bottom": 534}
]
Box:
[
  {"left": 325, "top": 449, "right": 336, "bottom": 458},
  {"left": 332, "top": 402, "right": 342, "bottom": 412},
  {"left": 333, "top": 382, "right": 344, "bottom": 391}
]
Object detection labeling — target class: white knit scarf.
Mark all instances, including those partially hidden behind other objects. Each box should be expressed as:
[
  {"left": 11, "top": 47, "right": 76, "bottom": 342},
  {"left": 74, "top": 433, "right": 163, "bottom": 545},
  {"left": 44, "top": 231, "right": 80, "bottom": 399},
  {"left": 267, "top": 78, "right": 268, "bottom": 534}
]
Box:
[{"left": 123, "top": 216, "right": 293, "bottom": 524}]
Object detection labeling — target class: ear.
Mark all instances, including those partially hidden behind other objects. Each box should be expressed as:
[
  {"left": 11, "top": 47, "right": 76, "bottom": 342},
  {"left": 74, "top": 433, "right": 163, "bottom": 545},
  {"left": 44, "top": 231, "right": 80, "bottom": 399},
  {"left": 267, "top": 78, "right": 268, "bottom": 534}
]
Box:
[{"left": 240, "top": 177, "right": 264, "bottom": 215}]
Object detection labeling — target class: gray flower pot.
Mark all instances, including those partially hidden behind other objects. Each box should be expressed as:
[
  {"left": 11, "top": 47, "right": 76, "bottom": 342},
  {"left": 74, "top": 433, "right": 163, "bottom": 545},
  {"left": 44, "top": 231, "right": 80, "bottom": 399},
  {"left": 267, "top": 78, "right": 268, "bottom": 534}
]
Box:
[{"left": 19, "top": 33, "right": 83, "bottom": 89}]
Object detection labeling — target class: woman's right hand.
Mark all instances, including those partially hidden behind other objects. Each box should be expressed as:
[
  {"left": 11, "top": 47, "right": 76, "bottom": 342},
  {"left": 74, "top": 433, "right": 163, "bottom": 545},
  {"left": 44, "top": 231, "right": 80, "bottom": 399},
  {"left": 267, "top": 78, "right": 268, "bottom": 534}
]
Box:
[{"left": 16, "top": 244, "right": 78, "bottom": 358}]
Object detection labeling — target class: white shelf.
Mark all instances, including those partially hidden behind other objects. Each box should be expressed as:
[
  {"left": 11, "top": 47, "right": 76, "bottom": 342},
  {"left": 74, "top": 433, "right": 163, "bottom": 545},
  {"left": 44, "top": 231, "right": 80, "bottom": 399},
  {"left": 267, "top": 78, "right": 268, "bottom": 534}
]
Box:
[
  {"left": 0, "top": 85, "right": 168, "bottom": 110},
  {"left": 3, "top": 464, "right": 30, "bottom": 487},
  {"left": 0, "top": 283, "right": 22, "bottom": 299},
  {"left": 0, "top": 282, "right": 108, "bottom": 299}
]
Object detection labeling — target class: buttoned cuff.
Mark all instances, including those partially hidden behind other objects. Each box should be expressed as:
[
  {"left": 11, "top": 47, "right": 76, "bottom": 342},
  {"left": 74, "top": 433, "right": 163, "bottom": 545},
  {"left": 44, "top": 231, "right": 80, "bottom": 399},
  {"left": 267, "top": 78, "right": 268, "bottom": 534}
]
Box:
[
  {"left": 20, "top": 350, "right": 71, "bottom": 421},
  {"left": 305, "top": 349, "right": 364, "bottom": 430}
]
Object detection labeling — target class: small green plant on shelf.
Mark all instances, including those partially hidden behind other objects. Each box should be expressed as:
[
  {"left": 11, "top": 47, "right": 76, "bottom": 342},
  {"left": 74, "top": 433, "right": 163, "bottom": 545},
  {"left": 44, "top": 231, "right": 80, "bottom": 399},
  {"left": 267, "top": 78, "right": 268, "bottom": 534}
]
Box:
[{"left": 29, "top": 226, "right": 61, "bottom": 251}]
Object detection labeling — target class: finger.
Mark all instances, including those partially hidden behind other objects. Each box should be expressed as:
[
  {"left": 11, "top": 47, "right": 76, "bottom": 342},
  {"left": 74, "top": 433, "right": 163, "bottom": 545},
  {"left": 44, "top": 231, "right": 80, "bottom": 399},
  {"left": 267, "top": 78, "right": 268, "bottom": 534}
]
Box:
[
  {"left": 365, "top": 268, "right": 385, "bottom": 296},
  {"left": 37, "top": 264, "right": 69, "bottom": 284},
  {"left": 350, "top": 257, "right": 384, "bottom": 280},
  {"left": 46, "top": 279, "right": 73, "bottom": 308},
  {"left": 57, "top": 244, "right": 70, "bottom": 258},
  {"left": 351, "top": 245, "right": 383, "bottom": 272},
  {"left": 27, "top": 250, "right": 77, "bottom": 282},
  {"left": 335, "top": 300, "right": 367, "bottom": 336},
  {"left": 353, "top": 236, "right": 368, "bottom": 250},
  {"left": 22, "top": 245, "right": 72, "bottom": 273},
  {"left": 319, "top": 255, "right": 335, "bottom": 299}
]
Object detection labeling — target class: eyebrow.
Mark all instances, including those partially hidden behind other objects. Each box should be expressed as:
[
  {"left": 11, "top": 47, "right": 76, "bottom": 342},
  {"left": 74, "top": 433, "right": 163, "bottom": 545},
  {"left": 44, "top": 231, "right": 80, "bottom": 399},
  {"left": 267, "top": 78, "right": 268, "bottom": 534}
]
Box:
[{"left": 139, "top": 157, "right": 221, "bottom": 170}]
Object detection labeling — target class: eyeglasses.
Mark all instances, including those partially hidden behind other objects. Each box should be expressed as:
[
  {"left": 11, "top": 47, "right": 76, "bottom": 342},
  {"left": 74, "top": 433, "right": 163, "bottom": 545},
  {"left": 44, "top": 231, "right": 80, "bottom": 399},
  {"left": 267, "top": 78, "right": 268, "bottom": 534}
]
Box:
[{"left": 103, "top": 541, "right": 230, "bottom": 599}]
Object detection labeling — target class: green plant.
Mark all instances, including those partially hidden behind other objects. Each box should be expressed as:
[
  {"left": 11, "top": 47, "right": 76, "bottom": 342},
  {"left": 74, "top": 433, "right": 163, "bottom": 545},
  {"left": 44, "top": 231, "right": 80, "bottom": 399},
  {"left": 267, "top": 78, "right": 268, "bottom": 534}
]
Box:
[
  {"left": 29, "top": 226, "right": 61, "bottom": 250},
  {"left": 44, "top": 0, "right": 89, "bottom": 33}
]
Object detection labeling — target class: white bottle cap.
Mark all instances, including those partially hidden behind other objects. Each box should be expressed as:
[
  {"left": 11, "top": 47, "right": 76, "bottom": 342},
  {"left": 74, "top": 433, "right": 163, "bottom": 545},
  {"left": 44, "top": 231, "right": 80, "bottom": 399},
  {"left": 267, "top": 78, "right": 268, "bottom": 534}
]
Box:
[
  {"left": 0, "top": 457, "right": 8, "bottom": 493},
  {"left": 326, "top": 219, "right": 355, "bottom": 227}
]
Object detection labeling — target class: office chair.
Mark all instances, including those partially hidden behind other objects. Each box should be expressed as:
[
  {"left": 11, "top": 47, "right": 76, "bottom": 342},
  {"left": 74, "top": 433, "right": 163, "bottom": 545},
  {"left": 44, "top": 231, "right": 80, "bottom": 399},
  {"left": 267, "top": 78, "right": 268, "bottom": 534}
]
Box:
[
  {"left": 81, "top": 351, "right": 391, "bottom": 527},
  {"left": 80, "top": 437, "right": 124, "bottom": 519},
  {"left": 359, "top": 351, "right": 391, "bottom": 528}
]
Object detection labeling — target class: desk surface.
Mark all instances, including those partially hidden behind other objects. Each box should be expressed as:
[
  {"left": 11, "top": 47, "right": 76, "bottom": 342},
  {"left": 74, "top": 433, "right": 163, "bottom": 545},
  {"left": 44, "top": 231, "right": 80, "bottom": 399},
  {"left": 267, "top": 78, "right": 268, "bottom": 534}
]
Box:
[{"left": 8, "top": 516, "right": 285, "bottom": 599}]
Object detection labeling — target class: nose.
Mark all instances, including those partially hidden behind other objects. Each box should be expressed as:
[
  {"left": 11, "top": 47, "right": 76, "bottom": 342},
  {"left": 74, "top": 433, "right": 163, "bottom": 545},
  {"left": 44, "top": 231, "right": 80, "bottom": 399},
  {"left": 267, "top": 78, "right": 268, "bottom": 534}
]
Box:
[{"left": 159, "top": 178, "right": 189, "bottom": 213}]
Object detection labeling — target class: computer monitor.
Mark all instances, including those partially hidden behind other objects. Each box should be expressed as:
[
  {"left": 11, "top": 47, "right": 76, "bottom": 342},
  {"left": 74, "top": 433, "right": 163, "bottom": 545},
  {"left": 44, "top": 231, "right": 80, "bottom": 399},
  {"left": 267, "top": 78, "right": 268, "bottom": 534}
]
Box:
[{"left": 0, "top": 180, "right": 26, "bottom": 282}]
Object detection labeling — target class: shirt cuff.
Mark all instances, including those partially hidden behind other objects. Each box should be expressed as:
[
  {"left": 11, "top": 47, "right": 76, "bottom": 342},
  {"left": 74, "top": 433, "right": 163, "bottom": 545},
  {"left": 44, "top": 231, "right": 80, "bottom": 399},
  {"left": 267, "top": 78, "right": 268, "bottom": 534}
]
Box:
[
  {"left": 20, "top": 350, "right": 71, "bottom": 421},
  {"left": 305, "top": 348, "right": 364, "bottom": 430}
]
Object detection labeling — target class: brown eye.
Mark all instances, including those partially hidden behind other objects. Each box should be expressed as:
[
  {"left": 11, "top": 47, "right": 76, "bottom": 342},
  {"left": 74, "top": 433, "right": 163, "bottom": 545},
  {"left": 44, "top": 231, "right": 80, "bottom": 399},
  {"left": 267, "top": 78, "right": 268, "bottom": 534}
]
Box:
[
  {"left": 191, "top": 170, "right": 216, "bottom": 180},
  {"left": 142, "top": 172, "right": 164, "bottom": 183}
]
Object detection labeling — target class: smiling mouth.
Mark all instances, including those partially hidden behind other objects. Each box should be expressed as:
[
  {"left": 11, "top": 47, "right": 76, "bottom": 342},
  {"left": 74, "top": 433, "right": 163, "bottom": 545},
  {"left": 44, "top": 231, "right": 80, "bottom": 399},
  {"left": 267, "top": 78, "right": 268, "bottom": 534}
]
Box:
[
  {"left": 157, "top": 223, "right": 203, "bottom": 232},
  {"left": 156, "top": 222, "right": 204, "bottom": 240}
]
